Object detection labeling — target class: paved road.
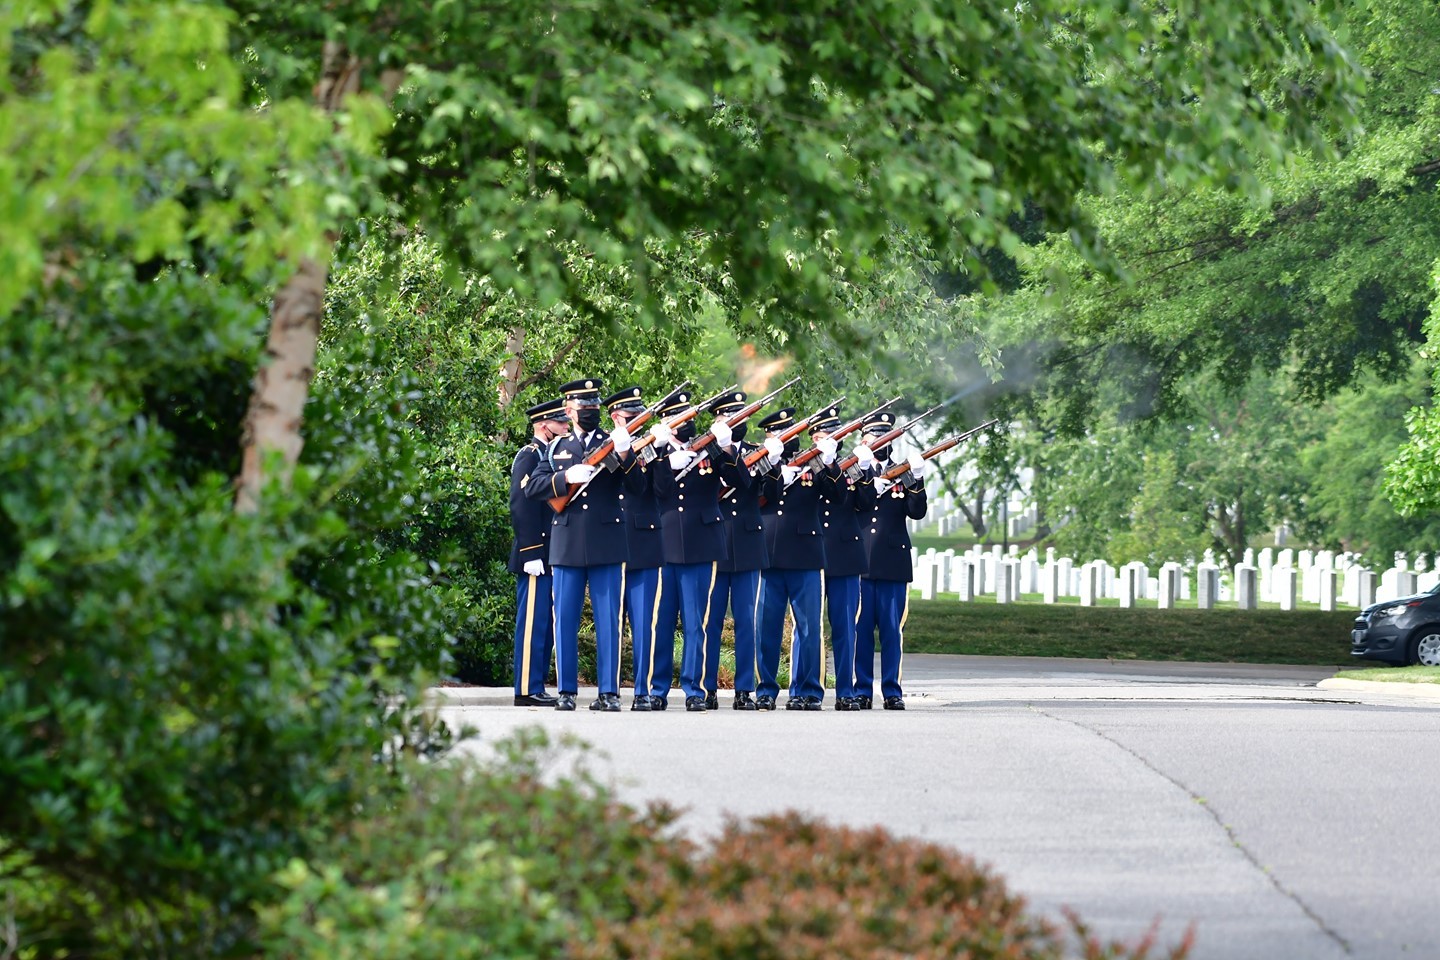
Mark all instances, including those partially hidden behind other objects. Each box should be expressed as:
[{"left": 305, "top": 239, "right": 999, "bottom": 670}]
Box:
[{"left": 439, "top": 656, "right": 1440, "bottom": 960}]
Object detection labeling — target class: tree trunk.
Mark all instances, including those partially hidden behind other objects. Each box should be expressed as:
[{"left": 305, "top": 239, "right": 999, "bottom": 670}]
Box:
[
  {"left": 498, "top": 325, "right": 527, "bottom": 409},
  {"left": 234, "top": 41, "right": 360, "bottom": 513},
  {"left": 235, "top": 258, "right": 329, "bottom": 513}
]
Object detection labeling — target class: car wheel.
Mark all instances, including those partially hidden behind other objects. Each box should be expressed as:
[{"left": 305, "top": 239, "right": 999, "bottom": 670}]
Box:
[{"left": 1409, "top": 630, "right": 1440, "bottom": 667}]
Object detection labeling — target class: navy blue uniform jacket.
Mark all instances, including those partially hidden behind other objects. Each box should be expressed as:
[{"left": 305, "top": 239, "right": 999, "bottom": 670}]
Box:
[
  {"left": 760, "top": 461, "right": 841, "bottom": 571},
  {"left": 621, "top": 461, "right": 664, "bottom": 570},
  {"left": 653, "top": 441, "right": 745, "bottom": 564},
  {"left": 719, "top": 441, "right": 771, "bottom": 573},
  {"left": 820, "top": 471, "right": 875, "bottom": 578},
  {"left": 508, "top": 440, "right": 552, "bottom": 574},
  {"left": 860, "top": 473, "right": 928, "bottom": 582},
  {"left": 524, "top": 430, "right": 645, "bottom": 568}
]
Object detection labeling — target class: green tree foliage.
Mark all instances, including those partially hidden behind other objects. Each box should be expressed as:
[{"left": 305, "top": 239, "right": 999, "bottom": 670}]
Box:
[
  {"left": 977, "top": 0, "right": 1439, "bottom": 425},
  {"left": 231, "top": 0, "right": 1360, "bottom": 350}
]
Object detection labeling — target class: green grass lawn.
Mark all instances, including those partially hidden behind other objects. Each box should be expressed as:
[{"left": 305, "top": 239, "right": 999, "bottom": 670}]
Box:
[
  {"left": 1338, "top": 665, "right": 1440, "bottom": 684},
  {"left": 901, "top": 598, "right": 1355, "bottom": 665}
]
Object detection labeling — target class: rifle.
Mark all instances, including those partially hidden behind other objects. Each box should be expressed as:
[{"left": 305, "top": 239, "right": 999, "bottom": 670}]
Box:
[
  {"left": 740, "top": 394, "right": 847, "bottom": 472},
  {"left": 783, "top": 395, "right": 901, "bottom": 476},
  {"left": 629, "top": 383, "right": 739, "bottom": 458},
  {"left": 545, "top": 380, "right": 690, "bottom": 514},
  {"left": 672, "top": 377, "right": 801, "bottom": 479},
  {"left": 874, "top": 418, "right": 1000, "bottom": 491},
  {"left": 835, "top": 403, "right": 943, "bottom": 478}
]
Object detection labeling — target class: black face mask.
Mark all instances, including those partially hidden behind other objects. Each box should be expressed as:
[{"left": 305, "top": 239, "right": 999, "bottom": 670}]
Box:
[
  {"left": 782, "top": 439, "right": 800, "bottom": 460},
  {"left": 730, "top": 423, "right": 748, "bottom": 443},
  {"left": 675, "top": 423, "right": 697, "bottom": 443},
  {"left": 869, "top": 438, "right": 890, "bottom": 462},
  {"left": 577, "top": 409, "right": 601, "bottom": 432}
]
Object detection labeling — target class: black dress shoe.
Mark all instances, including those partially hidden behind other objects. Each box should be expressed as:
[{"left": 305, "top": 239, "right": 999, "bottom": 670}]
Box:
[
  {"left": 857, "top": 696, "right": 873, "bottom": 710},
  {"left": 883, "top": 696, "right": 905, "bottom": 710},
  {"left": 704, "top": 691, "right": 719, "bottom": 710},
  {"left": 755, "top": 695, "right": 776, "bottom": 711},
  {"left": 801, "top": 696, "right": 822, "bottom": 711},
  {"left": 555, "top": 694, "right": 577, "bottom": 711},
  {"left": 514, "top": 692, "right": 558, "bottom": 707},
  {"left": 589, "top": 696, "right": 621, "bottom": 712},
  {"left": 732, "top": 691, "right": 757, "bottom": 711},
  {"left": 630, "top": 695, "right": 652, "bottom": 711},
  {"left": 834, "top": 696, "right": 857, "bottom": 712},
  {"left": 685, "top": 696, "right": 707, "bottom": 712},
  {"left": 650, "top": 697, "right": 668, "bottom": 711},
  {"left": 785, "top": 698, "right": 805, "bottom": 711}
]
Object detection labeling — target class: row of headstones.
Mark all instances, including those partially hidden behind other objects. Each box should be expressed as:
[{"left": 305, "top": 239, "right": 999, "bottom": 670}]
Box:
[{"left": 911, "top": 546, "right": 1436, "bottom": 611}]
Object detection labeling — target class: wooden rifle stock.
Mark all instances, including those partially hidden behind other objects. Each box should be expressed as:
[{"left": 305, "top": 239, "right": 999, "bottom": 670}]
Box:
[
  {"left": 545, "top": 384, "right": 687, "bottom": 514},
  {"left": 835, "top": 402, "right": 943, "bottom": 473},
  {"left": 683, "top": 376, "right": 801, "bottom": 455},
  {"left": 741, "top": 395, "right": 846, "bottom": 470},
  {"left": 628, "top": 383, "right": 735, "bottom": 456},
  {"left": 877, "top": 418, "right": 1000, "bottom": 484},
  {"left": 784, "top": 396, "right": 901, "bottom": 472}
]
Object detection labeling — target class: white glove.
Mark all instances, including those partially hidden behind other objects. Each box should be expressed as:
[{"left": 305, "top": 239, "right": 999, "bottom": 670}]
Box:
[
  {"left": 873, "top": 477, "right": 891, "bottom": 496},
  {"left": 906, "top": 453, "right": 927, "bottom": 479},
  {"left": 711, "top": 420, "right": 733, "bottom": 448},
  {"left": 763, "top": 437, "right": 784, "bottom": 460},
  {"left": 611, "top": 426, "right": 632, "bottom": 453},
  {"left": 781, "top": 465, "right": 800, "bottom": 486},
  {"left": 649, "top": 422, "right": 673, "bottom": 447},
  {"left": 816, "top": 436, "right": 837, "bottom": 465},
  {"left": 522, "top": 559, "right": 545, "bottom": 577},
  {"left": 854, "top": 444, "right": 875, "bottom": 468},
  {"left": 669, "top": 448, "right": 698, "bottom": 471},
  {"left": 565, "top": 463, "right": 598, "bottom": 484}
]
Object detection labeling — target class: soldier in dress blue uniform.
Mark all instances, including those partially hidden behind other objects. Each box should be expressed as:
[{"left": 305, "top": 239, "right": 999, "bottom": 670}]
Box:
[
  {"left": 704, "top": 392, "right": 785, "bottom": 710},
  {"left": 756, "top": 407, "right": 842, "bottom": 710},
  {"left": 648, "top": 391, "right": 746, "bottom": 711},
  {"left": 524, "top": 378, "right": 644, "bottom": 711},
  {"left": 602, "top": 385, "right": 666, "bottom": 712},
  {"left": 854, "top": 412, "right": 929, "bottom": 710},
  {"left": 812, "top": 406, "right": 878, "bottom": 711},
  {"left": 509, "top": 397, "right": 571, "bottom": 707}
]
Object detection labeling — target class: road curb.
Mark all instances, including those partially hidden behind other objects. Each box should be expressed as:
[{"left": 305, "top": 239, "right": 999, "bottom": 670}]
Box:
[{"left": 1316, "top": 677, "right": 1440, "bottom": 700}]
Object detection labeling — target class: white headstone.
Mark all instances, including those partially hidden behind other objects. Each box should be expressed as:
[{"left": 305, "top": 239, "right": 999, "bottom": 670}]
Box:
[
  {"left": 954, "top": 559, "right": 975, "bottom": 602},
  {"left": 1276, "top": 567, "right": 1297, "bottom": 611},
  {"left": 1357, "top": 569, "right": 1377, "bottom": 608},
  {"left": 1079, "top": 561, "right": 1100, "bottom": 607},
  {"left": 1235, "top": 564, "right": 1259, "bottom": 610},
  {"left": 1158, "top": 562, "right": 1182, "bottom": 609},
  {"left": 1043, "top": 562, "right": 1061, "bottom": 604},
  {"left": 1197, "top": 564, "right": 1220, "bottom": 609},
  {"left": 1318, "top": 570, "right": 1337, "bottom": 612},
  {"left": 996, "top": 561, "right": 1016, "bottom": 604}
]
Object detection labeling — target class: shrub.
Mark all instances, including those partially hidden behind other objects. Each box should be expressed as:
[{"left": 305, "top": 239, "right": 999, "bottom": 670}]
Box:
[
  {"left": 258, "top": 727, "right": 682, "bottom": 959},
  {"left": 583, "top": 812, "right": 1191, "bottom": 960},
  {"left": 0, "top": 261, "right": 452, "bottom": 954}
]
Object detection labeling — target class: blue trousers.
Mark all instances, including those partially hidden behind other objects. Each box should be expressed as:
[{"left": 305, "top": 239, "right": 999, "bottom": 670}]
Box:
[
  {"left": 855, "top": 578, "right": 908, "bottom": 699},
  {"left": 648, "top": 566, "right": 680, "bottom": 702},
  {"left": 622, "top": 565, "right": 659, "bottom": 698},
  {"left": 512, "top": 573, "right": 555, "bottom": 696},
  {"left": 824, "top": 572, "right": 861, "bottom": 699},
  {"left": 759, "top": 567, "right": 823, "bottom": 701},
  {"left": 705, "top": 568, "right": 762, "bottom": 693},
  {"left": 552, "top": 563, "right": 623, "bottom": 696},
  {"left": 671, "top": 562, "right": 719, "bottom": 699}
]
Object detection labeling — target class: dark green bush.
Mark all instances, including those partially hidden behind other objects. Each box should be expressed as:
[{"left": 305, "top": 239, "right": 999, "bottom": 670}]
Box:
[
  {"left": 0, "top": 260, "right": 452, "bottom": 954},
  {"left": 257, "top": 727, "right": 681, "bottom": 959}
]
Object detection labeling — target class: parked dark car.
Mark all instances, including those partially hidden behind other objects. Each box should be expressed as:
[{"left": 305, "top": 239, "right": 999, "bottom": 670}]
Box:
[{"left": 1351, "top": 586, "right": 1440, "bottom": 666}]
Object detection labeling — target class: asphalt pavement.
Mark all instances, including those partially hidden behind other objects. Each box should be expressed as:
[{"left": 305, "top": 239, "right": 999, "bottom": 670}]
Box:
[{"left": 436, "top": 655, "right": 1440, "bottom": 960}]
